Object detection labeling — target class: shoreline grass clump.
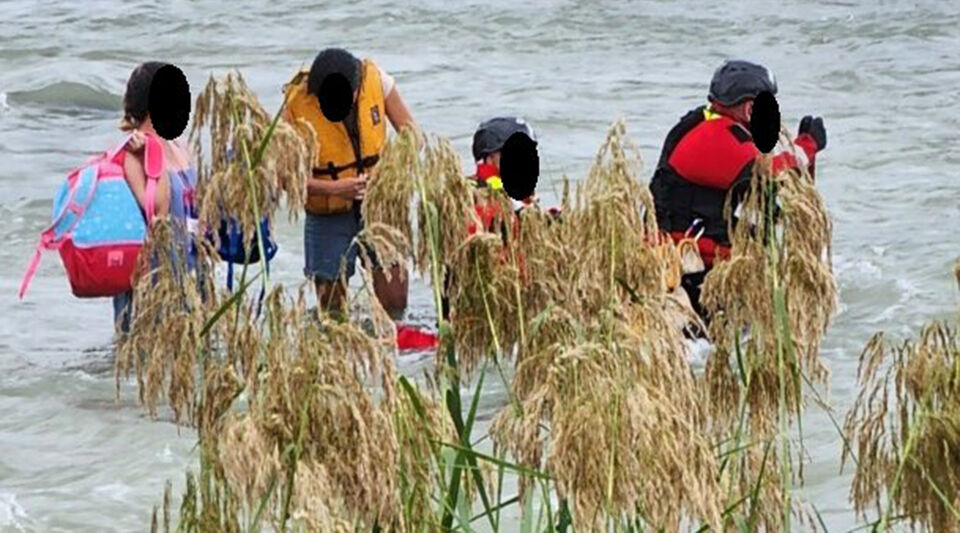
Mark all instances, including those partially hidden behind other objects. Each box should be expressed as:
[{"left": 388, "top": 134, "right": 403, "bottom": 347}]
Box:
[
  {"left": 130, "top": 92, "right": 846, "bottom": 531},
  {"left": 152, "top": 282, "right": 473, "bottom": 532},
  {"left": 699, "top": 131, "right": 837, "bottom": 529},
  {"left": 222, "top": 288, "right": 403, "bottom": 529},
  {"left": 115, "top": 219, "right": 218, "bottom": 425},
  {"left": 844, "top": 272, "right": 960, "bottom": 532},
  {"left": 361, "top": 126, "right": 422, "bottom": 247},
  {"left": 191, "top": 71, "right": 312, "bottom": 255},
  {"left": 484, "top": 122, "right": 724, "bottom": 529},
  {"left": 447, "top": 231, "right": 523, "bottom": 374},
  {"left": 701, "top": 151, "right": 835, "bottom": 434},
  {"left": 416, "top": 135, "right": 477, "bottom": 278},
  {"left": 117, "top": 71, "right": 310, "bottom": 426}
]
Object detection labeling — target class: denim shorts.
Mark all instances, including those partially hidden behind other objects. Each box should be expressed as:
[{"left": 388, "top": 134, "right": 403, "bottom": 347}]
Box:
[{"left": 304, "top": 209, "right": 378, "bottom": 282}]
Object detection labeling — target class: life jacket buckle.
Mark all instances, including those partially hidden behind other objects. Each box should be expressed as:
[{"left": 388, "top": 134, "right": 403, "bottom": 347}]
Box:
[
  {"left": 679, "top": 219, "right": 706, "bottom": 275},
  {"left": 684, "top": 218, "right": 705, "bottom": 241}
]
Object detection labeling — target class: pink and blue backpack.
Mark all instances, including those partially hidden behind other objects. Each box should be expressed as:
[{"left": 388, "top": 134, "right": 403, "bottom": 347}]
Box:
[{"left": 18, "top": 134, "right": 164, "bottom": 299}]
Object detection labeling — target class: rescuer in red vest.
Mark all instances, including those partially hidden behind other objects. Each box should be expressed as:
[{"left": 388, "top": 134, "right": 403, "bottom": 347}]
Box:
[{"left": 650, "top": 60, "right": 828, "bottom": 320}]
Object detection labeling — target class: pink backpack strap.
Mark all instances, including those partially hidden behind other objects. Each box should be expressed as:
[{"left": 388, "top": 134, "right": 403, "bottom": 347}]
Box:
[
  {"left": 142, "top": 134, "right": 163, "bottom": 224},
  {"left": 106, "top": 132, "right": 162, "bottom": 224},
  {"left": 105, "top": 133, "right": 134, "bottom": 161},
  {"left": 18, "top": 231, "right": 55, "bottom": 299}
]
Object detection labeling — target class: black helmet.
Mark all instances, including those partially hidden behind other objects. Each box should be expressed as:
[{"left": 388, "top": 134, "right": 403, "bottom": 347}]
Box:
[
  {"left": 472, "top": 116, "right": 537, "bottom": 161},
  {"left": 708, "top": 60, "right": 777, "bottom": 106}
]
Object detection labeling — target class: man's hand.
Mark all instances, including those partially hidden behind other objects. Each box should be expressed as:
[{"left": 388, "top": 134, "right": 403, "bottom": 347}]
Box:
[
  {"left": 799, "top": 116, "right": 827, "bottom": 151},
  {"left": 336, "top": 174, "right": 368, "bottom": 200}
]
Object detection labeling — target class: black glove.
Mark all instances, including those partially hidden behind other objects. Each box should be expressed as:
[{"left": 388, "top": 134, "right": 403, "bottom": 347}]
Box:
[{"left": 799, "top": 115, "right": 827, "bottom": 151}]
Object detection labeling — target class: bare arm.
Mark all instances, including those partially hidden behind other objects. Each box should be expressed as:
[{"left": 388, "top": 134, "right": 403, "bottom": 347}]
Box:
[
  {"left": 308, "top": 178, "right": 345, "bottom": 196},
  {"left": 307, "top": 175, "right": 367, "bottom": 200},
  {"left": 384, "top": 86, "right": 415, "bottom": 132}
]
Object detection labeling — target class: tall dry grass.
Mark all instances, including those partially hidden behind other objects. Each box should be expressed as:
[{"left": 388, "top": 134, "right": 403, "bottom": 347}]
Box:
[
  {"left": 843, "top": 266, "right": 960, "bottom": 531},
  {"left": 127, "top": 78, "right": 842, "bottom": 531},
  {"left": 699, "top": 130, "right": 837, "bottom": 529},
  {"left": 191, "top": 71, "right": 312, "bottom": 254}
]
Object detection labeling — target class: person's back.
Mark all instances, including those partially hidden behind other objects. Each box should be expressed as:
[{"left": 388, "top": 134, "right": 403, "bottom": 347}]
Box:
[{"left": 114, "top": 62, "right": 199, "bottom": 333}]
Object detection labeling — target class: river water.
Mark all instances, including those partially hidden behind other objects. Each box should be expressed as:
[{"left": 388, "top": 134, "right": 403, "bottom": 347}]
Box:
[{"left": 3, "top": 1, "right": 960, "bottom": 530}]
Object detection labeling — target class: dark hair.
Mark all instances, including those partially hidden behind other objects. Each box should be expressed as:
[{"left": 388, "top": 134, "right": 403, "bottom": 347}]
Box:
[
  {"left": 307, "top": 48, "right": 360, "bottom": 97},
  {"left": 121, "top": 61, "right": 167, "bottom": 131}
]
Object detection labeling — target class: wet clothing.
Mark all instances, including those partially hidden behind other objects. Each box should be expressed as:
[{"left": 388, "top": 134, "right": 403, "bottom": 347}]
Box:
[
  {"left": 303, "top": 206, "right": 381, "bottom": 281},
  {"left": 650, "top": 105, "right": 818, "bottom": 320},
  {"left": 650, "top": 105, "right": 818, "bottom": 267}
]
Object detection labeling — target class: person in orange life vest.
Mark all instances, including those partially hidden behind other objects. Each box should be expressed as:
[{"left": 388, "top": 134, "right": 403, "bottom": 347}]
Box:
[
  {"left": 649, "top": 60, "right": 827, "bottom": 320},
  {"left": 283, "top": 48, "right": 415, "bottom": 320}
]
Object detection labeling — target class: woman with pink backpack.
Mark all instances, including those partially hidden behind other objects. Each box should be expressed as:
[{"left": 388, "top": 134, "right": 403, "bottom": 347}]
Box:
[{"left": 18, "top": 62, "right": 197, "bottom": 334}]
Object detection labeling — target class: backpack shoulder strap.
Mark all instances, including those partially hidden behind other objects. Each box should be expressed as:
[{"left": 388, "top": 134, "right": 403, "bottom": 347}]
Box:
[
  {"left": 141, "top": 134, "right": 164, "bottom": 224},
  {"left": 106, "top": 132, "right": 163, "bottom": 224}
]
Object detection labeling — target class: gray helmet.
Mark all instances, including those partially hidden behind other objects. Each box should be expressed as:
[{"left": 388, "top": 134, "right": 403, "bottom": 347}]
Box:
[
  {"left": 472, "top": 116, "right": 537, "bottom": 161},
  {"left": 708, "top": 60, "right": 777, "bottom": 106}
]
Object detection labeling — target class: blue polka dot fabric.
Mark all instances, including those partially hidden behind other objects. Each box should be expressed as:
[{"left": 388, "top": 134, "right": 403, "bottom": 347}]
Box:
[{"left": 52, "top": 164, "right": 147, "bottom": 248}]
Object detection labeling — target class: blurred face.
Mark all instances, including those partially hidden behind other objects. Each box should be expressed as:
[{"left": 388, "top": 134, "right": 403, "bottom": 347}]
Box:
[{"left": 483, "top": 151, "right": 502, "bottom": 170}]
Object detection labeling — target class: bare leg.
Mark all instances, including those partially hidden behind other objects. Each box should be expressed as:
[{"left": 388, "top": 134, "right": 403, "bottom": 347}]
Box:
[
  {"left": 315, "top": 279, "right": 348, "bottom": 319},
  {"left": 372, "top": 264, "right": 408, "bottom": 320}
]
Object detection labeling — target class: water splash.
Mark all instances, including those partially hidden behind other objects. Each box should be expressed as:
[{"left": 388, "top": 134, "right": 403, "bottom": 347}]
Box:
[{"left": 0, "top": 492, "right": 29, "bottom": 532}]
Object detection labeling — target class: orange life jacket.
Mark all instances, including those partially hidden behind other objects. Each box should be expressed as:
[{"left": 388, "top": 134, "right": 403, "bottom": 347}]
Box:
[{"left": 283, "top": 59, "right": 387, "bottom": 215}]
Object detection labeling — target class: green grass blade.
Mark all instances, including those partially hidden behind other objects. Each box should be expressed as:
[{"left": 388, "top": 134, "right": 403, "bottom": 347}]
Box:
[
  {"left": 247, "top": 471, "right": 278, "bottom": 532},
  {"left": 459, "top": 365, "right": 499, "bottom": 532},
  {"left": 469, "top": 495, "right": 520, "bottom": 524},
  {"left": 746, "top": 440, "right": 774, "bottom": 531},
  {"left": 434, "top": 441, "right": 551, "bottom": 480},
  {"left": 200, "top": 270, "right": 263, "bottom": 337}
]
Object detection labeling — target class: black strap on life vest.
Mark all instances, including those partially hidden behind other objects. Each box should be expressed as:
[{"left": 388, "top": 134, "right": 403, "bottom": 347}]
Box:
[
  {"left": 649, "top": 106, "right": 755, "bottom": 245},
  {"left": 313, "top": 64, "right": 378, "bottom": 180},
  {"left": 313, "top": 154, "right": 381, "bottom": 179}
]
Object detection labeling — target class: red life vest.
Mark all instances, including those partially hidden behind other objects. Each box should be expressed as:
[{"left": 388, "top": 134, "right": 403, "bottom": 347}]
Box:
[
  {"left": 650, "top": 105, "right": 814, "bottom": 267},
  {"left": 469, "top": 163, "right": 504, "bottom": 235}
]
